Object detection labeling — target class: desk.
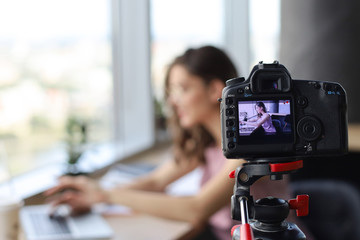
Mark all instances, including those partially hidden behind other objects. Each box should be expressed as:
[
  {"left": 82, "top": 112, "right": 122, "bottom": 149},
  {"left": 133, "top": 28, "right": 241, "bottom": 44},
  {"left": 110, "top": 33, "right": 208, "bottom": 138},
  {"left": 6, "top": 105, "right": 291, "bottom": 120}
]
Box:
[
  {"left": 20, "top": 125, "right": 360, "bottom": 240},
  {"left": 102, "top": 124, "right": 360, "bottom": 239},
  {"left": 104, "top": 213, "right": 191, "bottom": 240},
  {"left": 349, "top": 124, "right": 360, "bottom": 151}
]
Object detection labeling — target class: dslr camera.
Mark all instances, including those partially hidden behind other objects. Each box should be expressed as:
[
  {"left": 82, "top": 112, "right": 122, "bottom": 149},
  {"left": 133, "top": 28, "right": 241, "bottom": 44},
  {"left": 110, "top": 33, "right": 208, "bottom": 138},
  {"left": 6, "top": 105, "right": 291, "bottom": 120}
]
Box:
[{"left": 221, "top": 61, "right": 348, "bottom": 159}]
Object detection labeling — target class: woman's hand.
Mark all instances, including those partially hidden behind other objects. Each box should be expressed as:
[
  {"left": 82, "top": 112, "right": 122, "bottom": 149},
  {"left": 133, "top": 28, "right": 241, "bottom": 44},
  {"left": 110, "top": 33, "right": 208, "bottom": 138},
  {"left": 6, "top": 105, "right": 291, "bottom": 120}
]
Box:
[{"left": 44, "top": 176, "right": 108, "bottom": 215}]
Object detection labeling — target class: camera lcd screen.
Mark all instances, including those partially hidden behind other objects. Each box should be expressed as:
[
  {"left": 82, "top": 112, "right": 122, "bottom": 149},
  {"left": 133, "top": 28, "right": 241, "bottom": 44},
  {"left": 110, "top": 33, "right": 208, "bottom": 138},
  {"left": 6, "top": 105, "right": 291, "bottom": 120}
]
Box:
[{"left": 238, "top": 99, "right": 293, "bottom": 144}]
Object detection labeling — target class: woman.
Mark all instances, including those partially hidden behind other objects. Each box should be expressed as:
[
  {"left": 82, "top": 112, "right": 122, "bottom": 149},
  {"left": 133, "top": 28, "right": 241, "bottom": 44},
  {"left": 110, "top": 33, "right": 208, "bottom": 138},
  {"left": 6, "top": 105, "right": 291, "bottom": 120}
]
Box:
[
  {"left": 240, "top": 101, "right": 276, "bottom": 135},
  {"left": 45, "top": 46, "right": 296, "bottom": 240}
]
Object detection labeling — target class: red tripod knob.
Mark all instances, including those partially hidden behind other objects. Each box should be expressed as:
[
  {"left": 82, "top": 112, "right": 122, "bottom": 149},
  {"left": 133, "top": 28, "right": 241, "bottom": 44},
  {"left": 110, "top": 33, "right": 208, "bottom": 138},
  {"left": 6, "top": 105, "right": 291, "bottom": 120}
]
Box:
[
  {"left": 231, "top": 224, "right": 254, "bottom": 240},
  {"left": 289, "top": 194, "right": 309, "bottom": 217}
]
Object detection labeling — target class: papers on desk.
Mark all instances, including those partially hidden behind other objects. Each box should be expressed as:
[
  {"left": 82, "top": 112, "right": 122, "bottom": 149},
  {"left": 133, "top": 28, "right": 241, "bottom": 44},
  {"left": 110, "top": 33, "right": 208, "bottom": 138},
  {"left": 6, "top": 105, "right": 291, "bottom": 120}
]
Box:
[
  {"left": 93, "top": 202, "right": 133, "bottom": 216},
  {"left": 100, "top": 162, "right": 202, "bottom": 196},
  {"left": 97, "top": 163, "right": 156, "bottom": 216},
  {"left": 100, "top": 163, "right": 156, "bottom": 189},
  {"left": 97, "top": 163, "right": 202, "bottom": 215},
  {"left": 166, "top": 167, "right": 202, "bottom": 196}
]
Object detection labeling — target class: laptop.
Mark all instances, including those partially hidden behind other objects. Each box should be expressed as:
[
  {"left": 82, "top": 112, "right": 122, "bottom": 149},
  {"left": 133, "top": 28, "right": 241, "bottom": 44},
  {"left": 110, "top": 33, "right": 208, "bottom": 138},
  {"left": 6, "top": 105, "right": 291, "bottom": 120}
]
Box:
[{"left": 20, "top": 204, "right": 113, "bottom": 240}]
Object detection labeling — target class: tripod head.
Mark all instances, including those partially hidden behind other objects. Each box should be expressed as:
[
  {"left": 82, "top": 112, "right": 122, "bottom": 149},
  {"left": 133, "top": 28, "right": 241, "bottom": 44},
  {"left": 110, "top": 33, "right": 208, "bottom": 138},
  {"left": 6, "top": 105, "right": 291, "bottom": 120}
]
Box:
[{"left": 230, "top": 158, "right": 309, "bottom": 240}]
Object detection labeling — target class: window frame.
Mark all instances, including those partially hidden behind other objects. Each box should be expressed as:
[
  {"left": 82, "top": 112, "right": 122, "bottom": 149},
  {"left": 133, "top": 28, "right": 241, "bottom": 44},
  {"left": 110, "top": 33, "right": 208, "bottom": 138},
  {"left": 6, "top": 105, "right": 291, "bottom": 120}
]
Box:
[
  {"left": 111, "top": 0, "right": 155, "bottom": 155},
  {"left": 223, "top": 0, "right": 250, "bottom": 73}
]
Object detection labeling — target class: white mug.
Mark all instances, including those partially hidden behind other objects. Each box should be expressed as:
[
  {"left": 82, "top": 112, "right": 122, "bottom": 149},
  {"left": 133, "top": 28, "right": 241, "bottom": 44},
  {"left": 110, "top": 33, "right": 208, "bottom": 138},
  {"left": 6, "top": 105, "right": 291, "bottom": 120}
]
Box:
[{"left": 0, "top": 195, "right": 23, "bottom": 240}]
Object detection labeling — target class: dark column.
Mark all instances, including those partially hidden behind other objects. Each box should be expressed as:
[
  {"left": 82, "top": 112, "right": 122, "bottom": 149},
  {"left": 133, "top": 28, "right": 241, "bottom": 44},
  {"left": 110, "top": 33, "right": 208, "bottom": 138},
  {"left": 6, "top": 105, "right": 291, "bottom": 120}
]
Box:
[{"left": 280, "top": 0, "right": 360, "bottom": 123}]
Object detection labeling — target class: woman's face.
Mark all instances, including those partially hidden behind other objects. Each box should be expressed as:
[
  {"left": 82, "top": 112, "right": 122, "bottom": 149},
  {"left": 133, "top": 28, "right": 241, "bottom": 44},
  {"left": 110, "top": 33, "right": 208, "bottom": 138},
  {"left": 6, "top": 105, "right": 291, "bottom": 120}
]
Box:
[
  {"left": 255, "top": 105, "right": 261, "bottom": 113},
  {"left": 168, "top": 65, "right": 217, "bottom": 128},
  {"left": 255, "top": 105, "right": 264, "bottom": 114}
]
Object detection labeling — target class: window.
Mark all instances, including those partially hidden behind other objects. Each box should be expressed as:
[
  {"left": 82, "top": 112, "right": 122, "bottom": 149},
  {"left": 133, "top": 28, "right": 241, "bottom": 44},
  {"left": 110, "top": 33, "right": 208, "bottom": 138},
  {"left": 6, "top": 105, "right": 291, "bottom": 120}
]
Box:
[
  {"left": 150, "top": 0, "right": 225, "bottom": 139},
  {"left": 249, "top": 0, "right": 281, "bottom": 67},
  {"left": 150, "top": 0, "right": 282, "bottom": 137},
  {"left": 0, "top": 0, "right": 113, "bottom": 180},
  {"left": 0, "top": 0, "right": 155, "bottom": 196},
  {"left": 0, "top": 0, "right": 281, "bottom": 197},
  {"left": 150, "top": 0, "right": 225, "bottom": 98}
]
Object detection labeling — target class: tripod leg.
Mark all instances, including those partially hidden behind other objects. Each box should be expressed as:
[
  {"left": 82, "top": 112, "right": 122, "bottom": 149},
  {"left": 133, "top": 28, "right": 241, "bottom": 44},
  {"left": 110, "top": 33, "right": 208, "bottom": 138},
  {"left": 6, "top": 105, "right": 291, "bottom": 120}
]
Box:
[{"left": 231, "top": 197, "right": 254, "bottom": 240}]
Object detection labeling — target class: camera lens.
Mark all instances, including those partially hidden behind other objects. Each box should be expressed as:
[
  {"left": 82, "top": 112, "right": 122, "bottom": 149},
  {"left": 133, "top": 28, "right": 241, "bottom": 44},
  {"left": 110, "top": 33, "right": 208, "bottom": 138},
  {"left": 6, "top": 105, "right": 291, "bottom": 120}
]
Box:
[{"left": 297, "top": 116, "right": 322, "bottom": 141}]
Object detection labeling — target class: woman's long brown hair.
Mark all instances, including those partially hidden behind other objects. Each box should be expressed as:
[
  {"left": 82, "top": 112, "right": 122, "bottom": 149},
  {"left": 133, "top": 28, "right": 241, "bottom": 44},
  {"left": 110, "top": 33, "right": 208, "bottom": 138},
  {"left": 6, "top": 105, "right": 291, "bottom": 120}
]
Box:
[{"left": 164, "top": 46, "right": 238, "bottom": 163}]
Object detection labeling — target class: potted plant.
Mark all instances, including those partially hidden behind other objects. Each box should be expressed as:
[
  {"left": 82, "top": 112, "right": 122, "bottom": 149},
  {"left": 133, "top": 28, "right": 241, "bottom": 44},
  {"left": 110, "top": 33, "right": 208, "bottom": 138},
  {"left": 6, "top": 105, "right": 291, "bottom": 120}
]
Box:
[{"left": 64, "top": 116, "right": 88, "bottom": 176}]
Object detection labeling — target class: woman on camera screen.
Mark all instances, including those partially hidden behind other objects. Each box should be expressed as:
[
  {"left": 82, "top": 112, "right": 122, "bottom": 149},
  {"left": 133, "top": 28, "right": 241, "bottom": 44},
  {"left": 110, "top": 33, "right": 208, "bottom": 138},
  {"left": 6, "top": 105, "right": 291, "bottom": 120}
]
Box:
[
  {"left": 45, "top": 46, "right": 302, "bottom": 240},
  {"left": 240, "top": 101, "right": 276, "bottom": 135}
]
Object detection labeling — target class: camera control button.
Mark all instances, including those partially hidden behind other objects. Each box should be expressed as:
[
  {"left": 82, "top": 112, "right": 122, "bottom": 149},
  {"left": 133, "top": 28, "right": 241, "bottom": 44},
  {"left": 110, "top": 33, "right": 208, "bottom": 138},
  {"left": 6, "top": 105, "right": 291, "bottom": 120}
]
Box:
[
  {"left": 237, "top": 88, "right": 244, "bottom": 94},
  {"left": 333, "top": 85, "right": 341, "bottom": 92},
  {"left": 296, "top": 96, "right": 308, "bottom": 108},
  {"left": 227, "top": 131, "right": 235, "bottom": 138},
  {"left": 226, "top": 98, "right": 234, "bottom": 105},
  {"left": 226, "top": 109, "right": 235, "bottom": 116},
  {"left": 226, "top": 120, "right": 235, "bottom": 127},
  {"left": 323, "top": 83, "right": 332, "bottom": 92},
  {"left": 314, "top": 83, "right": 321, "bottom": 89},
  {"left": 228, "top": 142, "right": 235, "bottom": 149}
]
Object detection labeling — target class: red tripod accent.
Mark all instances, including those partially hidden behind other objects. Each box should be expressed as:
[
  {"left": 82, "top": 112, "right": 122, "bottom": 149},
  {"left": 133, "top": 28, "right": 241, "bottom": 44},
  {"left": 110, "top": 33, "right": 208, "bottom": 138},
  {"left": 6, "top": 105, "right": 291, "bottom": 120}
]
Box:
[{"left": 229, "top": 160, "right": 309, "bottom": 240}]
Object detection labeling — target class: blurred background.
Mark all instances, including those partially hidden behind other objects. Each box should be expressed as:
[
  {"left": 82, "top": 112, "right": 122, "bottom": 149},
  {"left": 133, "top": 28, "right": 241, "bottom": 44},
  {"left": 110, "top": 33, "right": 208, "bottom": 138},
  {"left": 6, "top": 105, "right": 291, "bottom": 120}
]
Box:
[
  {"left": 0, "top": 0, "right": 280, "bottom": 182},
  {"left": 0, "top": 0, "right": 359, "bottom": 194}
]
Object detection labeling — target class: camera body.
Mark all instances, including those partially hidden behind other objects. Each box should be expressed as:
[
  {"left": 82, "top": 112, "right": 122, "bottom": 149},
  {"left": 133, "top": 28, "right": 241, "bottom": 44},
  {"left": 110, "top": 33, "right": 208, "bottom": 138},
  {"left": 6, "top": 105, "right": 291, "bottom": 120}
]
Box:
[{"left": 221, "top": 61, "right": 348, "bottom": 159}]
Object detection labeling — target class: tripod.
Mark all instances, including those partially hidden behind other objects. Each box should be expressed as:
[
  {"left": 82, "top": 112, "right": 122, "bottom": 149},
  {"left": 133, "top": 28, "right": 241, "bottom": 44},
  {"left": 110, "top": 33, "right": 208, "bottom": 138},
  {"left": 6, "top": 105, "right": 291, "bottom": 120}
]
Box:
[{"left": 230, "top": 158, "right": 309, "bottom": 240}]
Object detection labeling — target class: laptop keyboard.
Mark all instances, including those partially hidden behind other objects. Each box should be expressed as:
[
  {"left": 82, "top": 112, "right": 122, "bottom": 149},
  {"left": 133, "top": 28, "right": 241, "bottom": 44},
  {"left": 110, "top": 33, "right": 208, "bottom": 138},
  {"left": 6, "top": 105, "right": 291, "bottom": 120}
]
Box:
[{"left": 30, "top": 213, "right": 71, "bottom": 235}]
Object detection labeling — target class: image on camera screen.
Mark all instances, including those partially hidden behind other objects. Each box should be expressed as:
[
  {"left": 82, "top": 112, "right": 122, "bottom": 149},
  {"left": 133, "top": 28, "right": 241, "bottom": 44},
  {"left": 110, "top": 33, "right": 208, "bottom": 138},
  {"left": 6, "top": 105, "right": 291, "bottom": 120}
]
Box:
[{"left": 238, "top": 100, "right": 292, "bottom": 142}]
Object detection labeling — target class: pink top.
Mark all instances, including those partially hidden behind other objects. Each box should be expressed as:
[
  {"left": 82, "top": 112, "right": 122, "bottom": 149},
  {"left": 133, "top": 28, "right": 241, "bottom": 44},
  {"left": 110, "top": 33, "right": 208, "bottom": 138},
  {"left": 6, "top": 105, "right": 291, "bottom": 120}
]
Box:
[
  {"left": 261, "top": 115, "right": 276, "bottom": 133},
  {"left": 200, "top": 146, "right": 235, "bottom": 240}
]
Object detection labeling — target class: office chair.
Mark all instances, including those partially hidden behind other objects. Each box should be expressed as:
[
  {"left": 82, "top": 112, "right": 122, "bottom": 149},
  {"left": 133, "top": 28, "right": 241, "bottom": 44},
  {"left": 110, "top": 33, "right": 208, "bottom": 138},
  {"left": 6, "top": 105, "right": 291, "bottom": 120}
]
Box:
[
  {"left": 291, "top": 180, "right": 360, "bottom": 240},
  {"left": 272, "top": 119, "right": 282, "bottom": 134}
]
